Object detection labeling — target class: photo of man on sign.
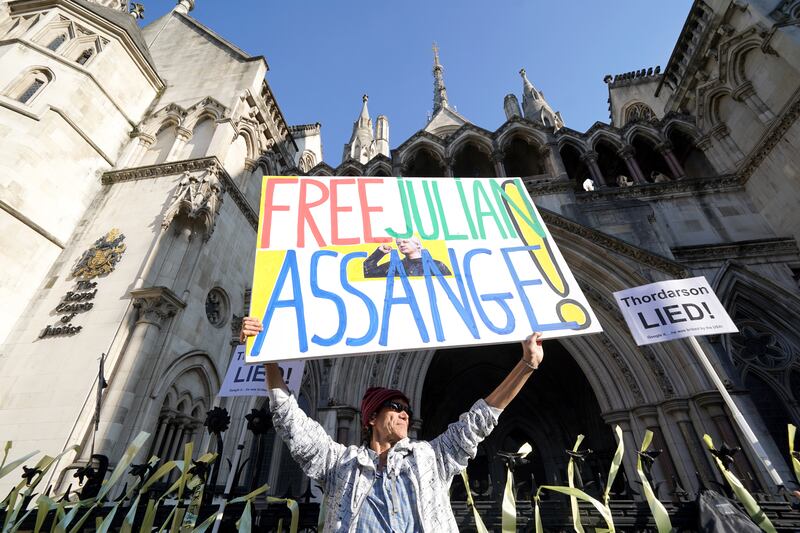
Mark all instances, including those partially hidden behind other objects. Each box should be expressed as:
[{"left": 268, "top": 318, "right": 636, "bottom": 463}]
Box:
[
  {"left": 247, "top": 176, "right": 601, "bottom": 363},
  {"left": 363, "top": 237, "right": 453, "bottom": 278}
]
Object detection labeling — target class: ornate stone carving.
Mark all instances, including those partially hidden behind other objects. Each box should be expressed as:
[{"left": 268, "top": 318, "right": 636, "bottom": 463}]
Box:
[
  {"left": 205, "top": 287, "right": 229, "bottom": 328},
  {"left": 738, "top": 91, "right": 800, "bottom": 183},
  {"left": 540, "top": 209, "right": 688, "bottom": 278},
  {"left": 598, "top": 335, "right": 645, "bottom": 404},
  {"left": 576, "top": 173, "right": 742, "bottom": 202},
  {"left": 131, "top": 287, "right": 186, "bottom": 327},
  {"left": 72, "top": 228, "right": 127, "bottom": 279},
  {"left": 102, "top": 157, "right": 258, "bottom": 231},
  {"left": 161, "top": 169, "right": 225, "bottom": 241},
  {"left": 582, "top": 284, "right": 677, "bottom": 399},
  {"left": 671, "top": 238, "right": 800, "bottom": 263}
]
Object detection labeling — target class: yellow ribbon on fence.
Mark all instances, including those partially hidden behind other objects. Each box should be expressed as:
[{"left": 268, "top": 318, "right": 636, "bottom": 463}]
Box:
[
  {"left": 33, "top": 495, "right": 56, "bottom": 533},
  {"left": 0, "top": 442, "right": 11, "bottom": 471},
  {"left": 459, "top": 470, "right": 489, "bottom": 533},
  {"left": 267, "top": 497, "right": 299, "bottom": 533},
  {"left": 604, "top": 426, "right": 624, "bottom": 507},
  {"left": 567, "top": 435, "right": 586, "bottom": 533},
  {"left": 500, "top": 442, "right": 532, "bottom": 533},
  {"left": 537, "top": 485, "right": 615, "bottom": 532},
  {"left": 636, "top": 430, "right": 672, "bottom": 533},
  {"left": 3, "top": 445, "right": 80, "bottom": 533},
  {"left": 229, "top": 483, "right": 270, "bottom": 533},
  {"left": 703, "top": 434, "right": 776, "bottom": 533},
  {"left": 789, "top": 424, "right": 800, "bottom": 487},
  {"left": 0, "top": 450, "right": 39, "bottom": 482}
]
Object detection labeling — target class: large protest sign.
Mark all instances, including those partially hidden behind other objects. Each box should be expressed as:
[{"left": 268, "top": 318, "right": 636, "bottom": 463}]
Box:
[
  {"left": 220, "top": 345, "right": 304, "bottom": 396},
  {"left": 612, "top": 276, "right": 738, "bottom": 346},
  {"left": 247, "top": 176, "right": 601, "bottom": 363}
]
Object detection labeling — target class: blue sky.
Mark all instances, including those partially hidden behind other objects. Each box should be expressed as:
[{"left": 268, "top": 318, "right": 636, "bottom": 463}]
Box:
[{"left": 142, "top": 1, "right": 692, "bottom": 164}]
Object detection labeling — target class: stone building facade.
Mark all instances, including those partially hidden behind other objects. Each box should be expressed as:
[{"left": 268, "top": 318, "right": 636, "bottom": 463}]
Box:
[{"left": 1, "top": 0, "right": 800, "bottom": 504}]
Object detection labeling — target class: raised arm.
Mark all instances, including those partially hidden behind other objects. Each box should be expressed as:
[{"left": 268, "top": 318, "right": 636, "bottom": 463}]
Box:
[
  {"left": 430, "top": 332, "right": 544, "bottom": 480},
  {"left": 240, "top": 317, "right": 345, "bottom": 486},
  {"left": 485, "top": 332, "right": 543, "bottom": 409},
  {"left": 362, "top": 244, "right": 392, "bottom": 278}
]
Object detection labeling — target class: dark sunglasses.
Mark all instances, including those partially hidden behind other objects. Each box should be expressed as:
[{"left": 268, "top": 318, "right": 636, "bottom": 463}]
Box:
[{"left": 381, "top": 400, "right": 413, "bottom": 418}]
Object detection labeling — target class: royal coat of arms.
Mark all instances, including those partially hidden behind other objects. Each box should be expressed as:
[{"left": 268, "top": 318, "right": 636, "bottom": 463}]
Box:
[{"left": 72, "top": 229, "right": 127, "bottom": 279}]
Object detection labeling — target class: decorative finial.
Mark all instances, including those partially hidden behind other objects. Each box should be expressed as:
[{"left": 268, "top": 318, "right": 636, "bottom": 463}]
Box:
[
  {"left": 433, "top": 42, "right": 441, "bottom": 67},
  {"left": 175, "top": 0, "right": 194, "bottom": 14},
  {"left": 129, "top": 3, "right": 145, "bottom": 19},
  {"left": 362, "top": 94, "right": 368, "bottom": 103}
]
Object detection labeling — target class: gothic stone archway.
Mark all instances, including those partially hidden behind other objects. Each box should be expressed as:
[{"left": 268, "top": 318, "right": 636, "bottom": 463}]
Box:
[{"left": 420, "top": 340, "right": 619, "bottom": 502}]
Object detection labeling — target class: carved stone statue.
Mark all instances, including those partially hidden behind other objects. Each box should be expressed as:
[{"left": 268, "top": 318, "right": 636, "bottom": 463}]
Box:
[
  {"left": 161, "top": 169, "right": 225, "bottom": 241},
  {"left": 616, "top": 174, "right": 634, "bottom": 187},
  {"left": 651, "top": 171, "right": 670, "bottom": 183}
]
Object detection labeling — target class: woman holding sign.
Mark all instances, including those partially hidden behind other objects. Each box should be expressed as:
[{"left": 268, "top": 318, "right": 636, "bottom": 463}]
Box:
[{"left": 241, "top": 317, "right": 543, "bottom": 532}]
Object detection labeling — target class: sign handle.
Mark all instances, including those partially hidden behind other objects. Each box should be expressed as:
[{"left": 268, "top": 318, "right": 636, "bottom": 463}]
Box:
[{"left": 687, "top": 336, "right": 782, "bottom": 485}]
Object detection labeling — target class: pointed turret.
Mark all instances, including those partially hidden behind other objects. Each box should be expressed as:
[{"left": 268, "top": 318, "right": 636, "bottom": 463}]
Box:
[
  {"left": 342, "top": 95, "right": 388, "bottom": 164},
  {"left": 519, "top": 68, "right": 563, "bottom": 129},
  {"left": 432, "top": 42, "right": 449, "bottom": 113}
]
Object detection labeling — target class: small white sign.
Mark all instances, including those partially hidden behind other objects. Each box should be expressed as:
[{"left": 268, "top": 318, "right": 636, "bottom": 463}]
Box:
[
  {"left": 612, "top": 276, "right": 737, "bottom": 346},
  {"left": 220, "top": 345, "right": 304, "bottom": 397}
]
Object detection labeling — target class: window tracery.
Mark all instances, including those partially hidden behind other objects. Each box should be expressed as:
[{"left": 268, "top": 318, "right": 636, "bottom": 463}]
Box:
[{"left": 624, "top": 102, "right": 656, "bottom": 124}]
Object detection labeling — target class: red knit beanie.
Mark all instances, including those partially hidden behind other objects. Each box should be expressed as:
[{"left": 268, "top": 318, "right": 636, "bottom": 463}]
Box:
[{"left": 360, "top": 387, "right": 410, "bottom": 429}]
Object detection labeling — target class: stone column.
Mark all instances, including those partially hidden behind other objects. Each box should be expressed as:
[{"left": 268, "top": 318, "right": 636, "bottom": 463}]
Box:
[
  {"left": 491, "top": 150, "right": 507, "bottom": 177},
  {"left": 694, "top": 135, "right": 726, "bottom": 173},
  {"left": 159, "top": 421, "right": 178, "bottom": 459},
  {"left": 546, "top": 142, "right": 567, "bottom": 177},
  {"left": 119, "top": 133, "right": 155, "bottom": 168},
  {"left": 167, "top": 418, "right": 189, "bottom": 461},
  {"left": 166, "top": 127, "right": 192, "bottom": 162},
  {"left": 655, "top": 141, "right": 686, "bottom": 179},
  {"left": 98, "top": 287, "right": 186, "bottom": 458},
  {"left": 580, "top": 150, "right": 605, "bottom": 187},
  {"left": 732, "top": 81, "right": 775, "bottom": 124},
  {"left": 617, "top": 145, "right": 646, "bottom": 184},
  {"left": 444, "top": 156, "right": 455, "bottom": 178},
  {"left": 148, "top": 413, "right": 171, "bottom": 458},
  {"left": 709, "top": 123, "right": 745, "bottom": 166},
  {"left": 634, "top": 406, "right": 681, "bottom": 499},
  {"left": 661, "top": 399, "right": 717, "bottom": 492}
]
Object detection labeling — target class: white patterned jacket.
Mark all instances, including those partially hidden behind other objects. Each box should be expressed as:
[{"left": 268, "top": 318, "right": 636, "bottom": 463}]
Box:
[{"left": 269, "top": 390, "right": 500, "bottom": 533}]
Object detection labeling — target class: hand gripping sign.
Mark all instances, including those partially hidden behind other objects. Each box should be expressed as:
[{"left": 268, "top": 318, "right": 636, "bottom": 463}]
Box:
[{"left": 247, "top": 177, "right": 602, "bottom": 362}]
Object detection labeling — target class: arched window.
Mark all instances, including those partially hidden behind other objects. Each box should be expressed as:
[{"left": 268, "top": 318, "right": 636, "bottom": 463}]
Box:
[
  {"left": 46, "top": 33, "right": 67, "bottom": 51},
  {"left": 76, "top": 48, "right": 94, "bottom": 65},
  {"left": 298, "top": 151, "right": 316, "bottom": 173},
  {"left": 502, "top": 137, "right": 545, "bottom": 178},
  {"left": 451, "top": 142, "right": 494, "bottom": 177},
  {"left": 405, "top": 148, "right": 445, "bottom": 176},
  {"left": 186, "top": 117, "right": 215, "bottom": 159},
  {"left": 624, "top": 102, "right": 656, "bottom": 125},
  {"left": 5, "top": 69, "right": 52, "bottom": 105}
]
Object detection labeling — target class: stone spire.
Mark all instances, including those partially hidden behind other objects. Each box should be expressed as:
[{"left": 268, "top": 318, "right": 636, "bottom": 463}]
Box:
[
  {"left": 432, "top": 42, "right": 449, "bottom": 113},
  {"left": 519, "top": 68, "right": 563, "bottom": 129},
  {"left": 357, "top": 94, "right": 371, "bottom": 130},
  {"left": 343, "top": 94, "right": 382, "bottom": 164}
]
